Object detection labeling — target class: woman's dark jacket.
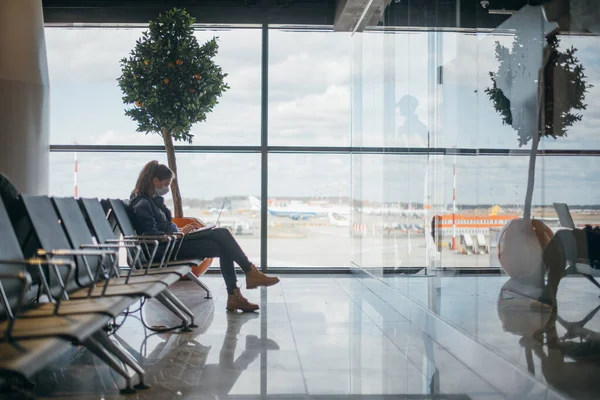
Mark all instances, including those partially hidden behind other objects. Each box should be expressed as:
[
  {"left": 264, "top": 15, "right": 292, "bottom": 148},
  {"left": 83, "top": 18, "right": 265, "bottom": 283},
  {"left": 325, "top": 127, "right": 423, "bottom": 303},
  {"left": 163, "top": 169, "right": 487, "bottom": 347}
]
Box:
[{"left": 129, "top": 194, "right": 179, "bottom": 235}]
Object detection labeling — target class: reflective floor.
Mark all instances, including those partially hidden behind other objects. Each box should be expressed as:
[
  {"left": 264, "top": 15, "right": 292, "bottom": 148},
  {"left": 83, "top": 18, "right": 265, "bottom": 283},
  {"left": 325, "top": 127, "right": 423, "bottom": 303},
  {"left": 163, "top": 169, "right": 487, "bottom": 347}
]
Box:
[
  {"left": 23, "top": 275, "right": 513, "bottom": 400},
  {"left": 383, "top": 274, "right": 600, "bottom": 400}
]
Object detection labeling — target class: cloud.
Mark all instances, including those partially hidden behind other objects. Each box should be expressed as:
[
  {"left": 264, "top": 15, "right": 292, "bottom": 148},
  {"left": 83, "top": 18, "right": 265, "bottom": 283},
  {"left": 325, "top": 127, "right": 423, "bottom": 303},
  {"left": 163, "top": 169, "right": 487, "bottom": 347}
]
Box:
[
  {"left": 88, "top": 130, "right": 163, "bottom": 145},
  {"left": 270, "top": 85, "right": 350, "bottom": 144},
  {"left": 45, "top": 28, "right": 143, "bottom": 84}
]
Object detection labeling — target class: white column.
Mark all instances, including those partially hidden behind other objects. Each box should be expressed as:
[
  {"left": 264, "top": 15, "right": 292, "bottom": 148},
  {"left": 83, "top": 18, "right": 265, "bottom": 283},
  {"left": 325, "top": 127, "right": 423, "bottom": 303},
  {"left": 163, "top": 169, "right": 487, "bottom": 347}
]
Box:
[
  {"left": 452, "top": 152, "right": 457, "bottom": 250},
  {"left": 0, "top": 0, "right": 50, "bottom": 195},
  {"left": 73, "top": 152, "right": 78, "bottom": 198}
]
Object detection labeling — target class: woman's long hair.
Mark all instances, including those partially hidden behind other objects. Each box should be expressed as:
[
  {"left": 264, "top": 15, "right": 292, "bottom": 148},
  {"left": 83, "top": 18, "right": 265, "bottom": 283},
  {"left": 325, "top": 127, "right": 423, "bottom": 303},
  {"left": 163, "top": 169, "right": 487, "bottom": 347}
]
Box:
[{"left": 130, "top": 161, "right": 174, "bottom": 199}]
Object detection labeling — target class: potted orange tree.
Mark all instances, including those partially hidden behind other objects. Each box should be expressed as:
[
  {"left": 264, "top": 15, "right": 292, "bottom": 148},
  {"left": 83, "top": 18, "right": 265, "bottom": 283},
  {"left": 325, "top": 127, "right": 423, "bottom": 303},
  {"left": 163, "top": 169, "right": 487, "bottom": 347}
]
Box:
[
  {"left": 118, "top": 8, "right": 229, "bottom": 218},
  {"left": 486, "top": 28, "right": 591, "bottom": 284},
  {"left": 118, "top": 8, "right": 229, "bottom": 278}
]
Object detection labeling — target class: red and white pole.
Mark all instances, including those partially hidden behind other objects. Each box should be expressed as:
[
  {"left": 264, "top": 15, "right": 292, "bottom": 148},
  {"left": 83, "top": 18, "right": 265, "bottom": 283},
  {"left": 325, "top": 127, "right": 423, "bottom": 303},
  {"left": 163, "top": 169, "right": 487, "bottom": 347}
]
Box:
[
  {"left": 452, "top": 153, "right": 456, "bottom": 250},
  {"left": 73, "top": 152, "right": 78, "bottom": 198}
]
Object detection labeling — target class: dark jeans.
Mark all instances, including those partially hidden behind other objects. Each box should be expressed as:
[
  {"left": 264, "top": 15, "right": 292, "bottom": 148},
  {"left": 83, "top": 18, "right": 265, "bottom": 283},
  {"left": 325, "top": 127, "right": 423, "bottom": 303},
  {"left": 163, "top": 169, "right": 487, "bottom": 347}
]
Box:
[{"left": 176, "top": 228, "right": 252, "bottom": 294}]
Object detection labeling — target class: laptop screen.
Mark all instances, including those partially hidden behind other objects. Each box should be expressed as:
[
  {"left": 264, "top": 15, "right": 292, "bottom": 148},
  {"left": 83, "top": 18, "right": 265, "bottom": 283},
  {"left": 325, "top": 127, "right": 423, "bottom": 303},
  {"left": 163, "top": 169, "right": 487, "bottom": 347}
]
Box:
[
  {"left": 215, "top": 199, "right": 227, "bottom": 225},
  {"left": 553, "top": 202, "right": 575, "bottom": 229}
]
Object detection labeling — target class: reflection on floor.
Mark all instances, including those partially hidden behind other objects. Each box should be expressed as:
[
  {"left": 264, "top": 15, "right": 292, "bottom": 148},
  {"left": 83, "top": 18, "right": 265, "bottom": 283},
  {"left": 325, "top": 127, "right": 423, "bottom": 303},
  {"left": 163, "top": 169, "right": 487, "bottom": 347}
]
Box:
[
  {"left": 384, "top": 274, "right": 600, "bottom": 400},
  {"left": 23, "top": 275, "right": 506, "bottom": 400}
]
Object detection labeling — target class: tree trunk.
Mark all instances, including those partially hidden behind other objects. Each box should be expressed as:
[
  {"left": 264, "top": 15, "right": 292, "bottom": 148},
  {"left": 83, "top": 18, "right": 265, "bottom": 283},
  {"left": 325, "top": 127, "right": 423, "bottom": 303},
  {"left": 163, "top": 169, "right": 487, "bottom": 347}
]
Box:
[
  {"left": 162, "top": 128, "right": 184, "bottom": 218},
  {"left": 523, "top": 41, "right": 553, "bottom": 224},
  {"left": 522, "top": 131, "right": 539, "bottom": 224}
]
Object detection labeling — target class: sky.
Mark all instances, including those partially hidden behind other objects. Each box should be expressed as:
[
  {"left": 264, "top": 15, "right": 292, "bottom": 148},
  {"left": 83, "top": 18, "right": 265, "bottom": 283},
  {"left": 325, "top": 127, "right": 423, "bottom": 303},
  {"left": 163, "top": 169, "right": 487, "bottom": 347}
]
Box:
[{"left": 45, "top": 6, "right": 600, "bottom": 206}]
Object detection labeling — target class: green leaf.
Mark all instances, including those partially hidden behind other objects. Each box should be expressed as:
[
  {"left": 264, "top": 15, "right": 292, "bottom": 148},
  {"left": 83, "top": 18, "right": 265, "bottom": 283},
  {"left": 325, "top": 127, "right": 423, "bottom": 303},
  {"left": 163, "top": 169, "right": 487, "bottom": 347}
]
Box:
[
  {"left": 485, "top": 36, "right": 591, "bottom": 147},
  {"left": 118, "top": 7, "right": 228, "bottom": 144}
]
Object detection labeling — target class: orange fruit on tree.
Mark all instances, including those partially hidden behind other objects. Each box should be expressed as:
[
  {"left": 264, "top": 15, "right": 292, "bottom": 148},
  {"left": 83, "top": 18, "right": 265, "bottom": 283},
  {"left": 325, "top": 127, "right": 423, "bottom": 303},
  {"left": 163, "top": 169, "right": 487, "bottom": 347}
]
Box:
[
  {"left": 163, "top": 78, "right": 169, "bottom": 84},
  {"left": 194, "top": 74, "right": 201, "bottom": 80},
  {"left": 135, "top": 101, "right": 142, "bottom": 107},
  {"left": 168, "top": 62, "right": 174, "bottom": 68},
  {"left": 176, "top": 59, "right": 183, "bottom": 65},
  {"left": 144, "top": 60, "right": 149, "bottom": 65}
]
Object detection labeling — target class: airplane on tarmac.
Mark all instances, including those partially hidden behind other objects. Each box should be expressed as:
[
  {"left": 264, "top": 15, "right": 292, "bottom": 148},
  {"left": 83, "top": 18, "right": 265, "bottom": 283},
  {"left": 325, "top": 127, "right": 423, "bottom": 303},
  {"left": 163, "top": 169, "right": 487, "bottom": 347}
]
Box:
[{"left": 248, "top": 196, "right": 351, "bottom": 220}]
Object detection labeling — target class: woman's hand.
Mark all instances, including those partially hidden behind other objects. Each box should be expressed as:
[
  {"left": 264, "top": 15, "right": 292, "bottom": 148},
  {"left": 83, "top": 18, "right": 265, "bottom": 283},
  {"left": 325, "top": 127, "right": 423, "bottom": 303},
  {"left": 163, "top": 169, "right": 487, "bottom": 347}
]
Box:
[{"left": 181, "top": 222, "right": 202, "bottom": 235}]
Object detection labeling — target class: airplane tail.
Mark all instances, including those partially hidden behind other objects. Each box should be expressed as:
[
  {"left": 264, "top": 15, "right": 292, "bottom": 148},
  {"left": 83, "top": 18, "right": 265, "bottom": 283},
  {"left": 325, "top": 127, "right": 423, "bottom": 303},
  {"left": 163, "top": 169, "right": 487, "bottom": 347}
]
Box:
[
  {"left": 328, "top": 212, "right": 336, "bottom": 224},
  {"left": 248, "top": 196, "right": 261, "bottom": 211},
  {"left": 328, "top": 212, "right": 349, "bottom": 227},
  {"left": 490, "top": 205, "right": 500, "bottom": 216}
]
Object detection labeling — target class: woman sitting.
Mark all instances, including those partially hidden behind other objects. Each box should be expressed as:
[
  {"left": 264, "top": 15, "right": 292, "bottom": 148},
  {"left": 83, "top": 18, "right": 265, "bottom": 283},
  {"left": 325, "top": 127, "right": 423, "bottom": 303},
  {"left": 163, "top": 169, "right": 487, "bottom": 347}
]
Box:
[{"left": 129, "top": 161, "right": 279, "bottom": 312}]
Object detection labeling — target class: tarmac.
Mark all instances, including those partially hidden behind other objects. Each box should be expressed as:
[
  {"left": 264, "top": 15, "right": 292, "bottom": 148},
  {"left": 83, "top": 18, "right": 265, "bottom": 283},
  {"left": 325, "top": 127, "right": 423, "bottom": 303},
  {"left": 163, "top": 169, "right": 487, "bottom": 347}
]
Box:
[{"left": 188, "top": 209, "right": 495, "bottom": 268}]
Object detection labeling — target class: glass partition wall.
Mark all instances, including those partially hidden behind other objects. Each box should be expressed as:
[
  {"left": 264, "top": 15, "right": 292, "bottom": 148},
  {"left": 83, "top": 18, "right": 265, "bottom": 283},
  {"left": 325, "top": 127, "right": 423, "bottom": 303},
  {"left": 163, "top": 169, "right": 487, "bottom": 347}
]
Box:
[
  {"left": 349, "top": 3, "right": 600, "bottom": 392},
  {"left": 47, "top": 6, "right": 600, "bottom": 273},
  {"left": 47, "top": 25, "right": 356, "bottom": 269}
]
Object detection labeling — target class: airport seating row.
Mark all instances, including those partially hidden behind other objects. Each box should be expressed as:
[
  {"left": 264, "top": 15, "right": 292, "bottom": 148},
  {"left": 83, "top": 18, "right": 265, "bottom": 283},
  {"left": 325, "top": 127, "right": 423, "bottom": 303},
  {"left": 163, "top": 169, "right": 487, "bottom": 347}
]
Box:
[{"left": 0, "top": 195, "right": 209, "bottom": 394}]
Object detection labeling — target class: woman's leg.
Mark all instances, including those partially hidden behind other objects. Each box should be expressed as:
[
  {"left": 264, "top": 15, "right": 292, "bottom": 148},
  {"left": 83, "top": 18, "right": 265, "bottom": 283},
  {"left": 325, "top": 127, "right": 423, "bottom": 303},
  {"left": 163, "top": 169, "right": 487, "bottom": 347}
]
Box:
[
  {"left": 179, "top": 227, "right": 279, "bottom": 291},
  {"left": 177, "top": 233, "right": 262, "bottom": 312},
  {"left": 178, "top": 237, "right": 238, "bottom": 294},
  {"left": 203, "top": 228, "right": 253, "bottom": 272},
  {"left": 206, "top": 227, "right": 280, "bottom": 288}
]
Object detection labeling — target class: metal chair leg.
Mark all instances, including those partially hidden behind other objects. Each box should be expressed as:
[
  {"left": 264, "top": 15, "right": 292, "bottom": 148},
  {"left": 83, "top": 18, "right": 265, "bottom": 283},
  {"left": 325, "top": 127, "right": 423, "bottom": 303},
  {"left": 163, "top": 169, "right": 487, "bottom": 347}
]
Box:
[
  {"left": 155, "top": 292, "right": 192, "bottom": 331},
  {"left": 92, "top": 331, "right": 150, "bottom": 390},
  {"left": 186, "top": 272, "right": 212, "bottom": 299},
  {"left": 83, "top": 337, "right": 135, "bottom": 394},
  {"left": 583, "top": 274, "right": 600, "bottom": 290},
  {"left": 161, "top": 289, "right": 197, "bottom": 327}
]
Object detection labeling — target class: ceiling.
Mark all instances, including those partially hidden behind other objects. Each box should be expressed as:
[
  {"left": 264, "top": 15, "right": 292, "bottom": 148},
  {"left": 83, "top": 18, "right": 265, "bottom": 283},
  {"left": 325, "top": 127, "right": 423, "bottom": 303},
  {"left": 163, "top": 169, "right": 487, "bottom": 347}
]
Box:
[{"left": 41, "top": 0, "right": 530, "bottom": 28}]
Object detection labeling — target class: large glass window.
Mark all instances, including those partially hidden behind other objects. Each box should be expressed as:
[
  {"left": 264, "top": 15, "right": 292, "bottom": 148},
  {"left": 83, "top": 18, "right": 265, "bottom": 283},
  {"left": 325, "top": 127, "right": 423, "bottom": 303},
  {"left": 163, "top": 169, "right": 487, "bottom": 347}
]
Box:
[
  {"left": 351, "top": 10, "right": 600, "bottom": 275},
  {"left": 45, "top": 16, "right": 600, "bottom": 272},
  {"left": 46, "top": 27, "right": 262, "bottom": 146},
  {"left": 351, "top": 31, "right": 431, "bottom": 148},
  {"left": 268, "top": 29, "right": 352, "bottom": 147},
  {"left": 351, "top": 154, "right": 430, "bottom": 271},
  {"left": 267, "top": 154, "right": 350, "bottom": 267},
  {"left": 49, "top": 152, "right": 261, "bottom": 262}
]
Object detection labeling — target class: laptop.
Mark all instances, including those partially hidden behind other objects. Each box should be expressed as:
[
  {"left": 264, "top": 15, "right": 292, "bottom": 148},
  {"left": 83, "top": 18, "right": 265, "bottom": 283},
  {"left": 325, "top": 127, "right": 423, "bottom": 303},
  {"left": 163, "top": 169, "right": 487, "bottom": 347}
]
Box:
[
  {"left": 553, "top": 202, "right": 575, "bottom": 229},
  {"left": 187, "top": 199, "right": 226, "bottom": 236}
]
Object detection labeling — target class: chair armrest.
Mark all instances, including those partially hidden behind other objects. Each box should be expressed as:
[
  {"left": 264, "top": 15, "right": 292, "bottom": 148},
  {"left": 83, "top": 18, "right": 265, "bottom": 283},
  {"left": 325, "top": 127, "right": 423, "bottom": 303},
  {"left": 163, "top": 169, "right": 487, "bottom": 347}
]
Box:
[
  {"left": 37, "top": 248, "right": 117, "bottom": 257},
  {"left": 80, "top": 244, "right": 143, "bottom": 282},
  {"left": 107, "top": 237, "right": 164, "bottom": 268},
  {"left": 169, "top": 233, "right": 185, "bottom": 261},
  {"left": 0, "top": 265, "right": 33, "bottom": 317},
  {"left": 128, "top": 236, "right": 174, "bottom": 271},
  {"left": 81, "top": 243, "right": 139, "bottom": 249},
  {"left": 33, "top": 258, "right": 76, "bottom": 315},
  {"left": 163, "top": 234, "right": 183, "bottom": 265},
  {"left": 82, "top": 244, "right": 147, "bottom": 283},
  {"left": 37, "top": 249, "right": 118, "bottom": 292},
  {"left": 123, "top": 235, "right": 172, "bottom": 264},
  {"left": 107, "top": 238, "right": 159, "bottom": 245},
  {"left": 0, "top": 270, "right": 31, "bottom": 340},
  {"left": 0, "top": 257, "right": 77, "bottom": 303},
  {"left": 124, "top": 234, "right": 172, "bottom": 242}
]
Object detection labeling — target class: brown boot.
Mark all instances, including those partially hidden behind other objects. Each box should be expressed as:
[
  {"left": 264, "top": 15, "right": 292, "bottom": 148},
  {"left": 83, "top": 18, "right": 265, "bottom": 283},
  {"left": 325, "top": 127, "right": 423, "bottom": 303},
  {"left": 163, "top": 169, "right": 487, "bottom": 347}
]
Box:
[
  {"left": 245, "top": 264, "right": 280, "bottom": 289},
  {"left": 226, "top": 288, "right": 259, "bottom": 312}
]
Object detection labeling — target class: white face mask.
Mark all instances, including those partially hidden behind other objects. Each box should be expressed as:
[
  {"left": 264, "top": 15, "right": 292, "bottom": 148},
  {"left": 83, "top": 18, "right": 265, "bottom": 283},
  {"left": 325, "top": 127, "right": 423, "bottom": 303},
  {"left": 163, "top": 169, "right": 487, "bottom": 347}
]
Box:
[{"left": 154, "top": 186, "right": 169, "bottom": 197}]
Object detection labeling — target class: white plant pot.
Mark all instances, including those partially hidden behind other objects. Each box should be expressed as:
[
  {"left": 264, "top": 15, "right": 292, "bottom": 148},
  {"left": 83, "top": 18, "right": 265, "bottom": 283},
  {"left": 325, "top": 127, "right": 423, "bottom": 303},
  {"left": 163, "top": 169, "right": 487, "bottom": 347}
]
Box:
[{"left": 498, "top": 218, "right": 550, "bottom": 284}]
